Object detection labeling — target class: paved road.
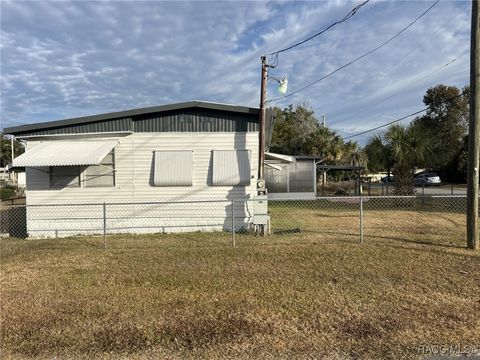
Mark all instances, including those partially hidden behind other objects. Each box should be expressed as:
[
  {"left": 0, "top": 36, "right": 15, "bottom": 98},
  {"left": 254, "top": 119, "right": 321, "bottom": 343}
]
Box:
[{"left": 368, "top": 184, "right": 466, "bottom": 196}]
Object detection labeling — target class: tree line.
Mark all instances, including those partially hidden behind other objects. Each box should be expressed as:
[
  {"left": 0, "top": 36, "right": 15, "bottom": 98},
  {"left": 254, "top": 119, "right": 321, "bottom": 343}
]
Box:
[{"left": 269, "top": 84, "right": 469, "bottom": 194}]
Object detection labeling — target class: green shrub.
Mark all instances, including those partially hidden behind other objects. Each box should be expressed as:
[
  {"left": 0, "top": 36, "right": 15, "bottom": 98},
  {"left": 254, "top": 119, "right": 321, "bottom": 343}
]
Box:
[{"left": 0, "top": 187, "right": 15, "bottom": 200}]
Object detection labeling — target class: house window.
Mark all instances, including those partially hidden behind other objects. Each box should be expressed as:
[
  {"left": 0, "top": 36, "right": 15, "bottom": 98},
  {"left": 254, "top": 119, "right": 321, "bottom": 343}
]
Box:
[
  {"left": 84, "top": 150, "right": 115, "bottom": 187},
  {"left": 212, "top": 150, "right": 251, "bottom": 186},
  {"left": 153, "top": 150, "right": 193, "bottom": 186},
  {"left": 50, "top": 166, "right": 81, "bottom": 187}
]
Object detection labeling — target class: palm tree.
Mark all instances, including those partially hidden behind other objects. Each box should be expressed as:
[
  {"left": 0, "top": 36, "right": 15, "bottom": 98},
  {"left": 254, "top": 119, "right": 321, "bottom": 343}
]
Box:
[
  {"left": 342, "top": 141, "right": 367, "bottom": 168},
  {"left": 365, "top": 134, "right": 394, "bottom": 180},
  {"left": 385, "top": 124, "right": 434, "bottom": 195},
  {"left": 366, "top": 124, "right": 434, "bottom": 195}
]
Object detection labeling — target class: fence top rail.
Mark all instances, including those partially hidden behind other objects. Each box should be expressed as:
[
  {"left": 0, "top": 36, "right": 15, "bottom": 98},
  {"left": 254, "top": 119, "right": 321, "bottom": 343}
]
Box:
[
  {"left": 362, "top": 195, "right": 467, "bottom": 199},
  {"left": 16, "top": 198, "right": 246, "bottom": 207},
  {"left": 1, "top": 194, "right": 468, "bottom": 208},
  {"left": 268, "top": 195, "right": 467, "bottom": 201}
]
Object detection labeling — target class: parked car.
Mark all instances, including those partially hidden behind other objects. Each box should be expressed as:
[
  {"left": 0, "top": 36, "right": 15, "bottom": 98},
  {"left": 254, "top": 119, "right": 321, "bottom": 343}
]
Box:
[
  {"left": 380, "top": 175, "right": 394, "bottom": 184},
  {"left": 414, "top": 173, "right": 441, "bottom": 186}
]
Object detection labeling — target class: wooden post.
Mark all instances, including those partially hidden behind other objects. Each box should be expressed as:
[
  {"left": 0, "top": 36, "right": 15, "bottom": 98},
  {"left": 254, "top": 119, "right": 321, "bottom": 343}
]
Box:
[
  {"left": 11, "top": 136, "right": 14, "bottom": 164},
  {"left": 467, "top": 0, "right": 480, "bottom": 250}
]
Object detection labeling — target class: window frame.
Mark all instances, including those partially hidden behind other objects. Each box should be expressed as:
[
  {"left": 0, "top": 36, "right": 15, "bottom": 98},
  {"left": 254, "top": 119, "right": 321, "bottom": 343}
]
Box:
[
  {"left": 48, "top": 149, "right": 116, "bottom": 189},
  {"left": 49, "top": 166, "right": 82, "bottom": 188},
  {"left": 83, "top": 149, "right": 116, "bottom": 188}
]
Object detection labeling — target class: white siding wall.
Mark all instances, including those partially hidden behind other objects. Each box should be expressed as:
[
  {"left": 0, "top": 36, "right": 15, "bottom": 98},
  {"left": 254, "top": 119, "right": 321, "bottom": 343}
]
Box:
[{"left": 24, "top": 132, "right": 259, "bottom": 237}]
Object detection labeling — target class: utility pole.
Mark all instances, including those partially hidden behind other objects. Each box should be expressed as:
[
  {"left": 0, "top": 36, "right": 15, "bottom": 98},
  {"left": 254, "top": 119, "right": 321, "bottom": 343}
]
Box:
[
  {"left": 258, "top": 56, "right": 268, "bottom": 193},
  {"left": 11, "top": 136, "right": 14, "bottom": 163},
  {"left": 467, "top": 0, "right": 480, "bottom": 250}
]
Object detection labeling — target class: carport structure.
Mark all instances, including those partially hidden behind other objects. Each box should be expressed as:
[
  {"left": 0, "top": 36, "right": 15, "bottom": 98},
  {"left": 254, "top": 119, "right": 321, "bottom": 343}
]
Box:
[{"left": 318, "top": 164, "right": 364, "bottom": 196}]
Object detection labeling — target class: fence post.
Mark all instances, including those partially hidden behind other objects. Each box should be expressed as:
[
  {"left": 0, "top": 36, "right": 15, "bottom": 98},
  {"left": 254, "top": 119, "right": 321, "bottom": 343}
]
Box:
[
  {"left": 231, "top": 200, "right": 236, "bottom": 248},
  {"left": 359, "top": 195, "right": 364, "bottom": 244},
  {"left": 422, "top": 183, "right": 425, "bottom": 196},
  {"left": 103, "top": 203, "right": 107, "bottom": 249},
  {"left": 451, "top": 184, "right": 454, "bottom": 195}
]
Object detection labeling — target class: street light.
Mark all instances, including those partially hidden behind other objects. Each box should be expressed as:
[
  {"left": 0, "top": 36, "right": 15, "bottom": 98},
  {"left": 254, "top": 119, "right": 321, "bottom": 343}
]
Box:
[{"left": 269, "top": 76, "right": 288, "bottom": 95}]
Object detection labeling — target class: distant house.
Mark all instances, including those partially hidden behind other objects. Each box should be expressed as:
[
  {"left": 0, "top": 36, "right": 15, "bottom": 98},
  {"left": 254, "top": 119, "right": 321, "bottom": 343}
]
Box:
[
  {"left": 5, "top": 101, "right": 267, "bottom": 237},
  {"left": 0, "top": 166, "right": 26, "bottom": 187}
]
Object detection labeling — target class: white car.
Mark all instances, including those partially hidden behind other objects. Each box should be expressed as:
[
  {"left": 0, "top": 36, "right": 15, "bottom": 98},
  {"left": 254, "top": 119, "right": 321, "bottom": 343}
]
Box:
[{"left": 414, "top": 173, "right": 441, "bottom": 186}]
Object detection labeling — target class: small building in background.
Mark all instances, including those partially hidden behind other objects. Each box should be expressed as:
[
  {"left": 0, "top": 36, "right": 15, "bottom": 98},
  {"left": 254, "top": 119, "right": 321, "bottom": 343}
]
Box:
[
  {"left": 265, "top": 155, "right": 321, "bottom": 199},
  {"left": 0, "top": 166, "right": 26, "bottom": 188}
]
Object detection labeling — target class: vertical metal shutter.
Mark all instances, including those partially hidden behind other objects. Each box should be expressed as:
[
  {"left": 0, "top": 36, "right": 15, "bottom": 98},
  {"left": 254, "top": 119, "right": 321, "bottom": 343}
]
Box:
[
  {"left": 212, "top": 150, "right": 251, "bottom": 186},
  {"left": 154, "top": 150, "right": 193, "bottom": 186}
]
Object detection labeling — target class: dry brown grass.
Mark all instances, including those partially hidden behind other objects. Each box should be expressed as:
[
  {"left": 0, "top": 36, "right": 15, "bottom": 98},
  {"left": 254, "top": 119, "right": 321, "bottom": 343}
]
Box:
[{"left": 1, "top": 204, "right": 479, "bottom": 359}]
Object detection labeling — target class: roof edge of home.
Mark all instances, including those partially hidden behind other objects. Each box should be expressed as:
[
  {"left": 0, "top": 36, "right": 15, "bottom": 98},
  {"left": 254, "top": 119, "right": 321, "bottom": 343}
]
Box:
[{"left": 4, "top": 100, "right": 260, "bottom": 135}]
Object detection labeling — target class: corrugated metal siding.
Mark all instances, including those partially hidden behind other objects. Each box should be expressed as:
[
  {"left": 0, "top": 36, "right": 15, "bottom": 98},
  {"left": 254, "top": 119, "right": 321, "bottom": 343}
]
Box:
[
  {"left": 15, "top": 109, "right": 258, "bottom": 136},
  {"left": 265, "top": 164, "right": 288, "bottom": 193},
  {"left": 134, "top": 109, "right": 258, "bottom": 132},
  {"left": 153, "top": 150, "right": 193, "bottom": 186},
  {"left": 17, "top": 118, "right": 133, "bottom": 136},
  {"left": 212, "top": 150, "right": 251, "bottom": 186},
  {"left": 266, "top": 159, "right": 315, "bottom": 194},
  {"left": 289, "top": 160, "right": 315, "bottom": 192}
]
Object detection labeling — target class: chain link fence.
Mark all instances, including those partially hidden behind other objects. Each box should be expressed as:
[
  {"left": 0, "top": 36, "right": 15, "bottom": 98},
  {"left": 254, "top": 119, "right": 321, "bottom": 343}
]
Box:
[{"left": 0, "top": 195, "right": 468, "bottom": 248}]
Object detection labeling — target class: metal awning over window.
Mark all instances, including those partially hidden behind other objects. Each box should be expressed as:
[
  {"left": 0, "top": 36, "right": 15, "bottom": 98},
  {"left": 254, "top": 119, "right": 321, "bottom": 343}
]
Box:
[
  {"left": 12, "top": 140, "right": 119, "bottom": 167},
  {"left": 153, "top": 150, "right": 193, "bottom": 186},
  {"left": 212, "top": 150, "right": 251, "bottom": 186},
  {"left": 265, "top": 152, "right": 296, "bottom": 163}
]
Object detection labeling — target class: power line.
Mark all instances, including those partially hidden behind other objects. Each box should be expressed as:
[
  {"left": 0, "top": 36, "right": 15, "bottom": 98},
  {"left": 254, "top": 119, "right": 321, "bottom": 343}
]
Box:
[
  {"left": 330, "top": 57, "right": 458, "bottom": 127},
  {"left": 269, "top": 0, "right": 370, "bottom": 56},
  {"left": 267, "top": 0, "right": 440, "bottom": 104},
  {"left": 380, "top": 2, "right": 469, "bottom": 76},
  {"left": 327, "top": 2, "right": 470, "bottom": 126},
  {"left": 342, "top": 90, "right": 469, "bottom": 140},
  {"left": 343, "top": 109, "right": 428, "bottom": 140}
]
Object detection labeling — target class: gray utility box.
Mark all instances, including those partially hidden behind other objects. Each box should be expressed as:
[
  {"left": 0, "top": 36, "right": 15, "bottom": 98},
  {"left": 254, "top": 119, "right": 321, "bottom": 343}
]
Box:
[{"left": 253, "top": 195, "right": 270, "bottom": 226}]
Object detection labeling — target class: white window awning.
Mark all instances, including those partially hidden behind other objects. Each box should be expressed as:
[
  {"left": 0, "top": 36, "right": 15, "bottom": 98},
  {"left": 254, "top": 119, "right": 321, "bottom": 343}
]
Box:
[
  {"left": 12, "top": 140, "right": 119, "bottom": 167},
  {"left": 265, "top": 152, "right": 296, "bottom": 163},
  {"left": 265, "top": 162, "right": 283, "bottom": 171}
]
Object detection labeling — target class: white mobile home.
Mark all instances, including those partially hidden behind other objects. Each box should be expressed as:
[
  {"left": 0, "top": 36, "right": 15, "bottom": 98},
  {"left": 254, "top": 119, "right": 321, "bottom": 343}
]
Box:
[{"left": 5, "top": 101, "right": 263, "bottom": 237}]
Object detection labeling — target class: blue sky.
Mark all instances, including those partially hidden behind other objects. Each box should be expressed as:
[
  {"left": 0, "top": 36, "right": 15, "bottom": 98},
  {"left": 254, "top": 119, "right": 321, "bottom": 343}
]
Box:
[{"left": 0, "top": 0, "right": 470, "bottom": 144}]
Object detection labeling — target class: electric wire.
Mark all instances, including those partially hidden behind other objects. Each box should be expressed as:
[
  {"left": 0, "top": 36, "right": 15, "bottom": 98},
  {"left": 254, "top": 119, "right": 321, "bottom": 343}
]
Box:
[
  {"left": 329, "top": 2, "right": 469, "bottom": 126},
  {"left": 330, "top": 58, "right": 458, "bottom": 126},
  {"left": 342, "top": 90, "right": 469, "bottom": 140},
  {"left": 269, "top": 0, "right": 370, "bottom": 56},
  {"left": 267, "top": 0, "right": 440, "bottom": 104}
]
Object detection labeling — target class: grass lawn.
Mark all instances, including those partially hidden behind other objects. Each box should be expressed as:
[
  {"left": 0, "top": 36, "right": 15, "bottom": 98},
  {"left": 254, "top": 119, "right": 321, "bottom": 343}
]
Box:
[{"left": 1, "top": 229, "right": 479, "bottom": 359}]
